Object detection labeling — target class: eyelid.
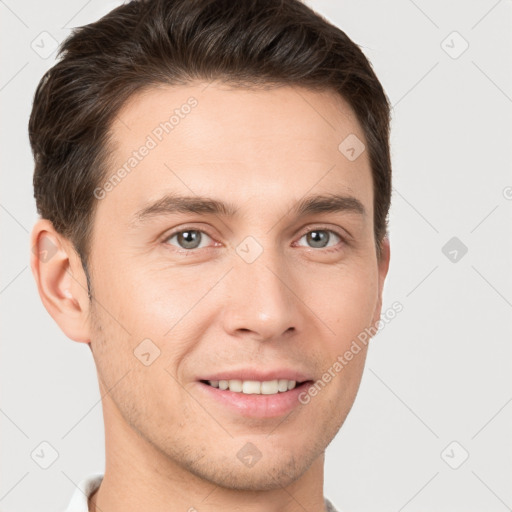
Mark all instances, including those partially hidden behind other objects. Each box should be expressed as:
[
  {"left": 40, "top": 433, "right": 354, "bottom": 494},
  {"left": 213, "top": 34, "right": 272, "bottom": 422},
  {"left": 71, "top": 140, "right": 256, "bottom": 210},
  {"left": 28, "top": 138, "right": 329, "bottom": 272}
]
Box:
[{"left": 296, "top": 224, "right": 350, "bottom": 243}]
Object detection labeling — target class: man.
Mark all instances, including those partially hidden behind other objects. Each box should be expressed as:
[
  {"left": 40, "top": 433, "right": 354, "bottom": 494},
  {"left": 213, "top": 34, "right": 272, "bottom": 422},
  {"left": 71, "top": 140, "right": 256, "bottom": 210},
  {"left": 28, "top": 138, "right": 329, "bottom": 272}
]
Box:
[{"left": 29, "top": 0, "right": 391, "bottom": 510}]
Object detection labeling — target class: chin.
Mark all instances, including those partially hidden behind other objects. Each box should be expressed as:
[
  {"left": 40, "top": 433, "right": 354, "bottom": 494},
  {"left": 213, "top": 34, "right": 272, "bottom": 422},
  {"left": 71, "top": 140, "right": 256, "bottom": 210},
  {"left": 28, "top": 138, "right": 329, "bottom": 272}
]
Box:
[
  {"left": 195, "top": 460, "right": 305, "bottom": 491},
  {"left": 181, "top": 443, "right": 321, "bottom": 491}
]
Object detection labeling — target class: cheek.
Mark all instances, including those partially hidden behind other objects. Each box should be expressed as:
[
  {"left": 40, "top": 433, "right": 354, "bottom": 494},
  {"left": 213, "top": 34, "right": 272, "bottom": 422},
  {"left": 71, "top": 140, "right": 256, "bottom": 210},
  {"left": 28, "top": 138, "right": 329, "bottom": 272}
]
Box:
[
  {"left": 308, "top": 261, "right": 379, "bottom": 345},
  {"left": 91, "top": 249, "right": 186, "bottom": 336}
]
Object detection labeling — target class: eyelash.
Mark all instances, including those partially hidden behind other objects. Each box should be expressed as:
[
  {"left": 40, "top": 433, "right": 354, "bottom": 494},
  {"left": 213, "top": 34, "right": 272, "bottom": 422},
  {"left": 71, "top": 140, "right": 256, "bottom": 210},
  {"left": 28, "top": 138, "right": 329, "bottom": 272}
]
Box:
[{"left": 162, "top": 225, "right": 347, "bottom": 254}]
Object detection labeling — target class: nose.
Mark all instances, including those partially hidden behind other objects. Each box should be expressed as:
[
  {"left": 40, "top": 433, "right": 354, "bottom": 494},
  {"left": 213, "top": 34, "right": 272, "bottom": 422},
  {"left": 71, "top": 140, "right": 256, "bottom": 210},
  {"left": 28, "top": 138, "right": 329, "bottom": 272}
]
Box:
[{"left": 220, "top": 246, "right": 303, "bottom": 342}]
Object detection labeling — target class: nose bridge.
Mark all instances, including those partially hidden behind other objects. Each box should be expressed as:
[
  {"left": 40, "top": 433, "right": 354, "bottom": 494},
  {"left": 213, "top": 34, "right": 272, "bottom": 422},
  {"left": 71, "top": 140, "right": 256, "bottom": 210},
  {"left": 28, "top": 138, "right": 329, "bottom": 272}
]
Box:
[{"left": 223, "top": 235, "right": 300, "bottom": 339}]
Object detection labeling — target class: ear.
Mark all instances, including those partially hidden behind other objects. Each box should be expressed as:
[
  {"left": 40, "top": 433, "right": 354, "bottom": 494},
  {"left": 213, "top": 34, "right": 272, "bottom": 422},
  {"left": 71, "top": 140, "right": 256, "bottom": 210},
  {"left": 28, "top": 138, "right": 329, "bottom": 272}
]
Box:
[
  {"left": 30, "top": 218, "right": 92, "bottom": 344},
  {"left": 371, "top": 236, "right": 391, "bottom": 328}
]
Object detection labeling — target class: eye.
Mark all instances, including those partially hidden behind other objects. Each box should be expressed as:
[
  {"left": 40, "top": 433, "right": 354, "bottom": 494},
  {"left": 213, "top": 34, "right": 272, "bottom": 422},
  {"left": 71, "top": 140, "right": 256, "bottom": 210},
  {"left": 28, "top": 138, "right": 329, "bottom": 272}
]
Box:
[
  {"left": 164, "top": 229, "right": 214, "bottom": 251},
  {"left": 296, "top": 228, "right": 344, "bottom": 251},
  {"left": 162, "top": 226, "right": 346, "bottom": 253}
]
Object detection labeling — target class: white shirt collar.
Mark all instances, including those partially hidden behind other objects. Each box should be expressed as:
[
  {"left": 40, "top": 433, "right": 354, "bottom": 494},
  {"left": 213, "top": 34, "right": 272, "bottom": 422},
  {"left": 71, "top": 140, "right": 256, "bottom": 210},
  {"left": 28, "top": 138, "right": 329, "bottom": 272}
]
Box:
[{"left": 63, "top": 473, "right": 103, "bottom": 512}]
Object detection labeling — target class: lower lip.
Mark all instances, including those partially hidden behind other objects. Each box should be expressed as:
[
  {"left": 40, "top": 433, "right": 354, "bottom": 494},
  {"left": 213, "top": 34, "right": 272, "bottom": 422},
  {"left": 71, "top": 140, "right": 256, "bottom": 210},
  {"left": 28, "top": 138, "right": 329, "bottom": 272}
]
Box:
[{"left": 196, "top": 381, "right": 312, "bottom": 418}]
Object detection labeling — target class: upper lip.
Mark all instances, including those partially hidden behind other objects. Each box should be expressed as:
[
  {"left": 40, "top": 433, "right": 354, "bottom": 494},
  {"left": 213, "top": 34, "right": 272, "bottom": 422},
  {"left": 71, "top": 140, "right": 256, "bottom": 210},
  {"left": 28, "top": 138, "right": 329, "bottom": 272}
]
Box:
[{"left": 199, "top": 369, "right": 313, "bottom": 382}]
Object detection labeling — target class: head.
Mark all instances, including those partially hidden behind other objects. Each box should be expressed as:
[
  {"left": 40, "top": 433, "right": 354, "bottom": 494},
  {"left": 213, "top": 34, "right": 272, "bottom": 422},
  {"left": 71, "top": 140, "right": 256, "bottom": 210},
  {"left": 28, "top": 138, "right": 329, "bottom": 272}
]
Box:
[{"left": 30, "top": 0, "right": 391, "bottom": 492}]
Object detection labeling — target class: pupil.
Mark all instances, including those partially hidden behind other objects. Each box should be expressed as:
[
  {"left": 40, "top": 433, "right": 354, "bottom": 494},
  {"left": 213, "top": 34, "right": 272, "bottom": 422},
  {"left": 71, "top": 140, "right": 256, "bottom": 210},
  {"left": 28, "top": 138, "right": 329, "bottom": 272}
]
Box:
[
  {"left": 308, "top": 230, "right": 328, "bottom": 248},
  {"left": 179, "top": 230, "right": 200, "bottom": 249}
]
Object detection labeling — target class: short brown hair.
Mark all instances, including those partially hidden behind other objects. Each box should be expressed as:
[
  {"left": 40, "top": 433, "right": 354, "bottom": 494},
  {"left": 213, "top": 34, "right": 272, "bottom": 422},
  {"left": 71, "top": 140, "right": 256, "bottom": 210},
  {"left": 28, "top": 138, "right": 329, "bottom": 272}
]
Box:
[{"left": 29, "top": 0, "right": 392, "bottom": 289}]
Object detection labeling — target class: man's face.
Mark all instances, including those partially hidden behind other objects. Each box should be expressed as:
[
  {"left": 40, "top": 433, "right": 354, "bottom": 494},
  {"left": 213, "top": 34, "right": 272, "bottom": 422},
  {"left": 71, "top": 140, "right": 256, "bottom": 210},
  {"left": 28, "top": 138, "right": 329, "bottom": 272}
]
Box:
[{"left": 86, "top": 82, "right": 388, "bottom": 490}]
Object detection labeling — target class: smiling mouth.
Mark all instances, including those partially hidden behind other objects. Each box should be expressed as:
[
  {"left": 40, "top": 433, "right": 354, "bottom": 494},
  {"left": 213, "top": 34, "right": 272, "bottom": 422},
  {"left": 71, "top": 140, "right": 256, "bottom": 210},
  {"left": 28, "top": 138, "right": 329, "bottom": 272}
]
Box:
[{"left": 200, "top": 379, "right": 311, "bottom": 395}]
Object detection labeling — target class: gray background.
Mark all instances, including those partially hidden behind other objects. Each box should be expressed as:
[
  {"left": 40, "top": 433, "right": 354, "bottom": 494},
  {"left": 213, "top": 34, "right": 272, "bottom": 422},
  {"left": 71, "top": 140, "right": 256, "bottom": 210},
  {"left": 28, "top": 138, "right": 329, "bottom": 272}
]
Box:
[{"left": 1, "top": 1, "right": 511, "bottom": 511}]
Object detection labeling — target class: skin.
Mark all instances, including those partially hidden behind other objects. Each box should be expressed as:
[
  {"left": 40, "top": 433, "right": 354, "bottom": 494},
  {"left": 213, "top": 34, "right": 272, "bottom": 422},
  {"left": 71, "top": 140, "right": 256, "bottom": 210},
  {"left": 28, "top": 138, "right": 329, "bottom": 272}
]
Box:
[{"left": 30, "top": 82, "right": 390, "bottom": 512}]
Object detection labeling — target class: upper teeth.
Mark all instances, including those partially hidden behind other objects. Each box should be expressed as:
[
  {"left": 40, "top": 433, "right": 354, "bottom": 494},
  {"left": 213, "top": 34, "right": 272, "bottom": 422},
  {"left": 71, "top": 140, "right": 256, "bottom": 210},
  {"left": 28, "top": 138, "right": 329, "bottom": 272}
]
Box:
[{"left": 208, "top": 379, "right": 297, "bottom": 394}]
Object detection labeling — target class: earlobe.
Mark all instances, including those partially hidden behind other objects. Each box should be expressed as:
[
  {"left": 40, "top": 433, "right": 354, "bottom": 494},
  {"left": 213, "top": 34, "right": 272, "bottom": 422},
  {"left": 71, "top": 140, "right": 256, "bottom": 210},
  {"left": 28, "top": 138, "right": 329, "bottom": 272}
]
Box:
[{"left": 30, "top": 219, "right": 91, "bottom": 344}]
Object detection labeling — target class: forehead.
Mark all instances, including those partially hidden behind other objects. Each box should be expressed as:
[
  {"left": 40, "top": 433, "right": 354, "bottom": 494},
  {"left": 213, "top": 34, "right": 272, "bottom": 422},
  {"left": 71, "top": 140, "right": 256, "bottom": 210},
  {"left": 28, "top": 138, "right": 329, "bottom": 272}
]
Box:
[{"left": 99, "top": 82, "right": 373, "bottom": 225}]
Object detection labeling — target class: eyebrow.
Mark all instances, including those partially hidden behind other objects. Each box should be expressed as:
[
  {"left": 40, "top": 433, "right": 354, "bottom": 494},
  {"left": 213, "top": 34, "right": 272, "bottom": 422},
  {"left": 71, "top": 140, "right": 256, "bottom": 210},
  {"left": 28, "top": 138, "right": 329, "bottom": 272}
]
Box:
[{"left": 130, "top": 192, "right": 366, "bottom": 226}]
